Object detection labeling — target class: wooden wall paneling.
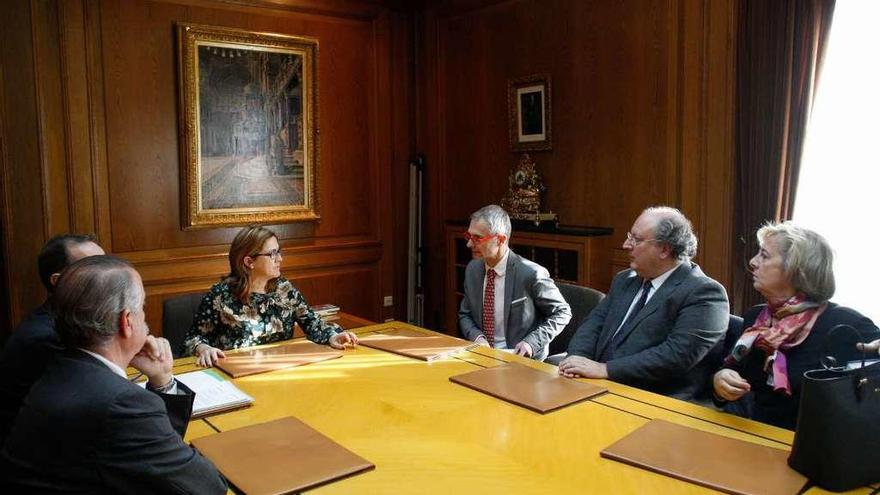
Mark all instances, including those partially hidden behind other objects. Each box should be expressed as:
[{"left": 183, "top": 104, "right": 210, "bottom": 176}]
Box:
[
  {"left": 417, "top": 0, "right": 737, "bottom": 330},
  {"left": 2, "top": 0, "right": 414, "bottom": 332},
  {"left": 384, "top": 10, "right": 415, "bottom": 323},
  {"left": 675, "top": 0, "right": 735, "bottom": 290},
  {"left": 58, "top": 0, "right": 99, "bottom": 235},
  {"left": 95, "top": 0, "right": 376, "bottom": 253},
  {"left": 372, "top": 10, "right": 393, "bottom": 322},
  {"left": 32, "top": 0, "right": 73, "bottom": 238},
  {"left": 83, "top": 0, "right": 114, "bottom": 250},
  {"left": 1, "top": 1, "right": 50, "bottom": 329},
  {"left": 416, "top": 6, "right": 446, "bottom": 328}
]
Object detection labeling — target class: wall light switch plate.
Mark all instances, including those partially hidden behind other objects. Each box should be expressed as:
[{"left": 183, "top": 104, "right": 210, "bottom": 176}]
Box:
[{"left": 383, "top": 296, "right": 393, "bottom": 307}]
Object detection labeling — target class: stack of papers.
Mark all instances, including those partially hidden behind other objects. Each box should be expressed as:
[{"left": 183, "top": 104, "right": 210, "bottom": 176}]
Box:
[
  {"left": 312, "top": 303, "right": 340, "bottom": 321},
  {"left": 175, "top": 369, "right": 254, "bottom": 418}
]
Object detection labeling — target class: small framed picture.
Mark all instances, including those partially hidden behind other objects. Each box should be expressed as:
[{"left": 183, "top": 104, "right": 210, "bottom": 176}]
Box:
[{"left": 508, "top": 74, "right": 552, "bottom": 151}]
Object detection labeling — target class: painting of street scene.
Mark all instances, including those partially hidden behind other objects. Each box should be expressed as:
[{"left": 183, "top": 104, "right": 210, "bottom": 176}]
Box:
[{"left": 198, "top": 44, "right": 306, "bottom": 209}]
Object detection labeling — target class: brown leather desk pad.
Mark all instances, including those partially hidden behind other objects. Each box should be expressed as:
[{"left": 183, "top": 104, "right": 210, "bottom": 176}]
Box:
[
  {"left": 449, "top": 362, "right": 607, "bottom": 413},
  {"left": 358, "top": 327, "right": 474, "bottom": 361},
  {"left": 216, "top": 340, "right": 343, "bottom": 378},
  {"left": 601, "top": 419, "right": 807, "bottom": 495},
  {"left": 191, "top": 416, "right": 374, "bottom": 494}
]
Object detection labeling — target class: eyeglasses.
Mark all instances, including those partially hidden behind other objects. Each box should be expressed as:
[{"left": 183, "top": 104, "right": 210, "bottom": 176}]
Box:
[
  {"left": 463, "top": 231, "right": 498, "bottom": 245},
  {"left": 251, "top": 248, "right": 282, "bottom": 260},
  {"left": 625, "top": 232, "right": 659, "bottom": 246}
]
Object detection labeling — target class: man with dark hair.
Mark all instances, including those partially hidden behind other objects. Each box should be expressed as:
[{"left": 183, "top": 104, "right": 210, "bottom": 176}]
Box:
[
  {"left": 0, "top": 255, "right": 226, "bottom": 493},
  {"left": 0, "top": 234, "right": 104, "bottom": 441},
  {"left": 559, "top": 206, "right": 729, "bottom": 401}
]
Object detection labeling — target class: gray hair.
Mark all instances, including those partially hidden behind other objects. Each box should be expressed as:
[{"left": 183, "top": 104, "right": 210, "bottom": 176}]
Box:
[
  {"left": 756, "top": 221, "right": 835, "bottom": 302},
  {"left": 53, "top": 255, "right": 144, "bottom": 349},
  {"left": 470, "top": 204, "right": 512, "bottom": 239},
  {"left": 645, "top": 206, "right": 698, "bottom": 261}
]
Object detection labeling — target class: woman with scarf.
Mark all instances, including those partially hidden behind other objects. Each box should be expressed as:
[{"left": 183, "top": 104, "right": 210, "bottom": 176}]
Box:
[{"left": 713, "top": 222, "right": 879, "bottom": 429}]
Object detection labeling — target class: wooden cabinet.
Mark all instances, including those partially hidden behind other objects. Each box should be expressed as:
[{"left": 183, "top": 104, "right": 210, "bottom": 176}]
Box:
[{"left": 445, "top": 222, "right": 613, "bottom": 336}]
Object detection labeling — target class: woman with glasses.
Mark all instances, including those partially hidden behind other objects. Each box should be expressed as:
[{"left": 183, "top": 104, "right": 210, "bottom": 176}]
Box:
[
  {"left": 712, "top": 222, "right": 879, "bottom": 429},
  {"left": 183, "top": 225, "right": 358, "bottom": 367}
]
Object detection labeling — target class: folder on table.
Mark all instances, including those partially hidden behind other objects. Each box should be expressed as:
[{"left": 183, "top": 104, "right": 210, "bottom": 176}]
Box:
[
  {"left": 175, "top": 369, "right": 254, "bottom": 418},
  {"left": 216, "top": 340, "right": 343, "bottom": 378},
  {"left": 359, "top": 327, "right": 475, "bottom": 361},
  {"left": 600, "top": 419, "right": 807, "bottom": 495},
  {"left": 449, "top": 362, "right": 607, "bottom": 413},
  {"left": 191, "top": 416, "right": 374, "bottom": 495}
]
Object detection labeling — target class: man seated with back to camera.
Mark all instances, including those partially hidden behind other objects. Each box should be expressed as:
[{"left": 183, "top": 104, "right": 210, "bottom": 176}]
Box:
[
  {"left": 559, "top": 206, "right": 729, "bottom": 402},
  {"left": 0, "top": 234, "right": 104, "bottom": 443},
  {"left": 0, "top": 255, "right": 226, "bottom": 493}
]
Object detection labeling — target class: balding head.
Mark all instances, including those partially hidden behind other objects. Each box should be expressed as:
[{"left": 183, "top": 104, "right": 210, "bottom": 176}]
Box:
[
  {"left": 641, "top": 206, "right": 698, "bottom": 261},
  {"left": 38, "top": 234, "right": 105, "bottom": 292},
  {"left": 53, "top": 255, "right": 144, "bottom": 349}
]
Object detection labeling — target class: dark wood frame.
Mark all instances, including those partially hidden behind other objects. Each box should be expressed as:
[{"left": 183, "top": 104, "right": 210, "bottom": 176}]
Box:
[{"left": 508, "top": 73, "right": 552, "bottom": 152}]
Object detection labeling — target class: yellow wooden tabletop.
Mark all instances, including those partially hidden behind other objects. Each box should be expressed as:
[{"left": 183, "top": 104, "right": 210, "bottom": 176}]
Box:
[{"left": 173, "top": 320, "right": 872, "bottom": 495}]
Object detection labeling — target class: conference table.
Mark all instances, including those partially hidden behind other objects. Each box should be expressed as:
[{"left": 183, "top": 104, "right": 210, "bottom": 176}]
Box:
[{"left": 165, "top": 314, "right": 872, "bottom": 494}]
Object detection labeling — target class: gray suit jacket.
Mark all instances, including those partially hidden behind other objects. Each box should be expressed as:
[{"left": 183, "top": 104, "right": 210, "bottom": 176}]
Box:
[
  {"left": 458, "top": 251, "right": 571, "bottom": 360},
  {"left": 566, "top": 262, "right": 729, "bottom": 400}
]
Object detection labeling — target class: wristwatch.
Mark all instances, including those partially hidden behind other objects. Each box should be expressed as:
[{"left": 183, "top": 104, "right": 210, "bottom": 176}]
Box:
[{"left": 146, "top": 377, "right": 177, "bottom": 394}]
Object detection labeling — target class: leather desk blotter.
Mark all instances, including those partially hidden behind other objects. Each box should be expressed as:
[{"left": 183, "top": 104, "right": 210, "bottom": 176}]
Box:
[
  {"left": 600, "top": 419, "right": 807, "bottom": 495},
  {"left": 449, "top": 362, "right": 607, "bottom": 413},
  {"left": 192, "top": 416, "right": 374, "bottom": 495},
  {"left": 359, "top": 327, "right": 474, "bottom": 361},
  {"left": 216, "top": 340, "right": 343, "bottom": 378}
]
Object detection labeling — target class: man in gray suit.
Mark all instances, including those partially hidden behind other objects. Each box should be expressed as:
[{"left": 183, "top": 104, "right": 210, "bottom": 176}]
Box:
[
  {"left": 458, "top": 205, "right": 571, "bottom": 361},
  {"left": 559, "top": 206, "right": 728, "bottom": 401}
]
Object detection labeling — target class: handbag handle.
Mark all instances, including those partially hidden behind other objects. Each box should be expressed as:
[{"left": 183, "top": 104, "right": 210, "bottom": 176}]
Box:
[{"left": 819, "top": 324, "right": 870, "bottom": 371}]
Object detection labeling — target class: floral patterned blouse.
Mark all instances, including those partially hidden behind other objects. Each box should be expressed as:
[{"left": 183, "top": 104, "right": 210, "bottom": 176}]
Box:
[{"left": 183, "top": 277, "right": 340, "bottom": 355}]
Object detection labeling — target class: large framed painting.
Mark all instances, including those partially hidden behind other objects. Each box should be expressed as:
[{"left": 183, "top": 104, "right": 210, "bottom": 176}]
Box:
[
  {"left": 508, "top": 73, "right": 552, "bottom": 152},
  {"left": 177, "top": 23, "right": 319, "bottom": 228}
]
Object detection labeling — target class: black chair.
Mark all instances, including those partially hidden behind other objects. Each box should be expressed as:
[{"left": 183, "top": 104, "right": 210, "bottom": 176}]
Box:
[
  {"left": 161, "top": 292, "right": 206, "bottom": 358},
  {"left": 544, "top": 282, "right": 605, "bottom": 364}
]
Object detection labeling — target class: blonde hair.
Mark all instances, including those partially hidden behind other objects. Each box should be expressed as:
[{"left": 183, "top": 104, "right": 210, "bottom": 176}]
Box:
[
  {"left": 226, "top": 226, "right": 279, "bottom": 304},
  {"left": 756, "top": 221, "right": 835, "bottom": 302}
]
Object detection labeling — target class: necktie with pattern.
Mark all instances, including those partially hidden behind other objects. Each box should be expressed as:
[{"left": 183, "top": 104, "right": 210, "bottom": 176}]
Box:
[{"left": 482, "top": 268, "right": 497, "bottom": 347}]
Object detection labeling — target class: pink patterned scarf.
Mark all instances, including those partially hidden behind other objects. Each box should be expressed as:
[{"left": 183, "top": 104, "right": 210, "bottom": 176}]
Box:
[{"left": 725, "top": 294, "right": 826, "bottom": 396}]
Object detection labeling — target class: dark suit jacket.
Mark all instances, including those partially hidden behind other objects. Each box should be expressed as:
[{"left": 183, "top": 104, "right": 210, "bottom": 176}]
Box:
[
  {"left": 0, "top": 302, "right": 62, "bottom": 444},
  {"left": 725, "top": 303, "right": 880, "bottom": 430},
  {"left": 0, "top": 349, "right": 226, "bottom": 494},
  {"left": 567, "top": 263, "right": 729, "bottom": 400},
  {"left": 458, "top": 251, "right": 571, "bottom": 360}
]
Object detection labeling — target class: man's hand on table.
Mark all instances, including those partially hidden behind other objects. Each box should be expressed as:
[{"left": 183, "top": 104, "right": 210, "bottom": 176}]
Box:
[{"left": 558, "top": 355, "right": 608, "bottom": 379}]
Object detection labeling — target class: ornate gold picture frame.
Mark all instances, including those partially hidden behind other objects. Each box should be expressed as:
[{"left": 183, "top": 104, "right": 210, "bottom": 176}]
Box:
[
  {"left": 177, "top": 23, "right": 319, "bottom": 229},
  {"left": 508, "top": 74, "right": 552, "bottom": 152}
]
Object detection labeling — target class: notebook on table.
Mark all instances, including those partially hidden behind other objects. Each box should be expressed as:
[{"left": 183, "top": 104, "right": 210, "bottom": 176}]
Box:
[
  {"left": 359, "top": 327, "right": 476, "bottom": 361},
  {"left": 175, "top": 369, "right": 254, "bottom": 418},
  {"left": 600, "top": 419, "right": 807, "bottom": 495},
  {"left": 216, "top": 340, "right": 343, "bottom": 378},
  {"left": 191, "top": 416, "right": 374, "bottom": 495},
  {"left": 449, "top": 362, "right": 607, "bottom": 413}
]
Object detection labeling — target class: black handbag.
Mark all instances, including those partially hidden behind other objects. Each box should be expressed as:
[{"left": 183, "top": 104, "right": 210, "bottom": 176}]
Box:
[{"left": 788, "top": 324, "right": 880, "bottom": 492}]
